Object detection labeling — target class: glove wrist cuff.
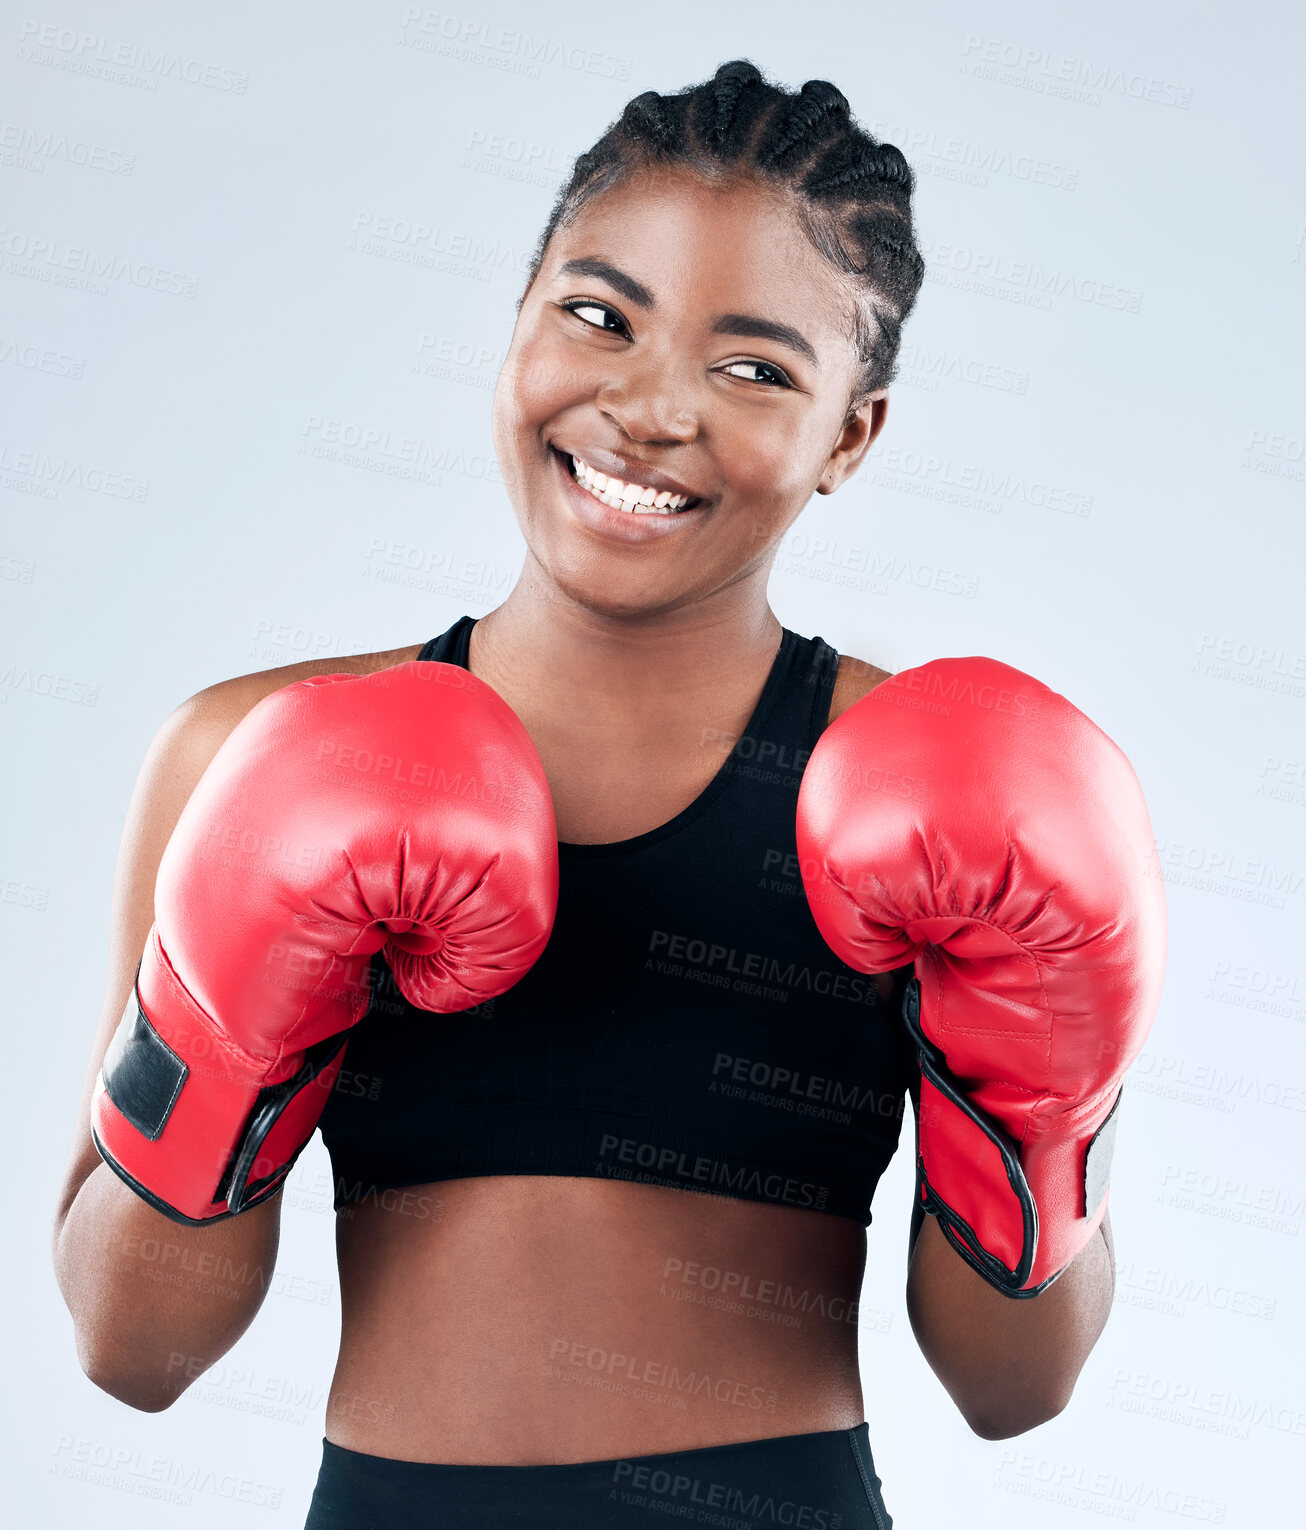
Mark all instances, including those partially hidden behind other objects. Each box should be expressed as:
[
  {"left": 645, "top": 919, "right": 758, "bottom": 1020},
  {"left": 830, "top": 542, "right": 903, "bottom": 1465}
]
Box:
[
  {"left": 904, "top": 977, "right": 1122, "bottom": 1296},
  {"left": 90, "top": 936, "right": 347, "bottom": 1223}
]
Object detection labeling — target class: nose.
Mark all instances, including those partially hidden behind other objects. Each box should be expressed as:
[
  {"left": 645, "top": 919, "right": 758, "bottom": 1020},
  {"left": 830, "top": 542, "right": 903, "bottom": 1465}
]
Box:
[{"left": 595, "top": 352, "right": 699, "bottom": 446}]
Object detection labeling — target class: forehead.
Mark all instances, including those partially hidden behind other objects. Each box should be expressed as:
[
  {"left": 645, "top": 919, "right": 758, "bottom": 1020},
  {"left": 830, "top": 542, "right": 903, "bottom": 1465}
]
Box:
[{"left": 547, "top": 166, "right": 858, "bottom": 348}]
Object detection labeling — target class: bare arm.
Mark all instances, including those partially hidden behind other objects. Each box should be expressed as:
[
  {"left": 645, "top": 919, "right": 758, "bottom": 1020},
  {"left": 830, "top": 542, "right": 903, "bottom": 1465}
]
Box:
[
  {"left": 827, "top": 658, "right": 1123, "bottom": 1437},
  {"left": 51, "top": 690, "right": 285, "bottom": 1411},
  {"left": 51, "top": 645, "right": 425, "bottom": 1409},
  {"left": 905, "top": 1185, "right": 1115, "bottom": 1439}
]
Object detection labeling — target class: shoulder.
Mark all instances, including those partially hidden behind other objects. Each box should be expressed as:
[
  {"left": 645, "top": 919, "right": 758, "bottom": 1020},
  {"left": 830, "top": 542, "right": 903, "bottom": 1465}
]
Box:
[
  {"left": 827, "top": 652, "right": 895, "bottom": 726},
  {"left": 129, "top": 642, "right": 430, "bottom": 934},
  {"left": 167, "top": 642, "right": 427, "bottom": 763},
  {"left": 186, "top": 642, "right": 426, "bottom": 723}
]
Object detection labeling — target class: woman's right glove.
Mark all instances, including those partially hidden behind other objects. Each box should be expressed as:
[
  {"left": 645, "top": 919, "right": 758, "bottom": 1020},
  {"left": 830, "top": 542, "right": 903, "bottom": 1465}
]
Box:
[{"left": 91, "top": 660, "right": 558, "bottom": 1224}]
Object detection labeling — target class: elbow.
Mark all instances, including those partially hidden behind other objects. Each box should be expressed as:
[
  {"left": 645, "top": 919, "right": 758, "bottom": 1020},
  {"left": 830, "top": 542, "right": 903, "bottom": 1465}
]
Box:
[
  {"left": 77, "top": 1342, "right": 188, "bottom": 1415},
  {"left": 961, "top": 1386, "right": 1073, "bottom": 1441}
]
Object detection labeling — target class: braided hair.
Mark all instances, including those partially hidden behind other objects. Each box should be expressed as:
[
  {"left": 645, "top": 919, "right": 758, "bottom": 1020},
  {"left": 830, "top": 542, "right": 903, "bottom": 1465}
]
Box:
[{"left": 520, "top": 60, "right": 925, "bottom": 406}]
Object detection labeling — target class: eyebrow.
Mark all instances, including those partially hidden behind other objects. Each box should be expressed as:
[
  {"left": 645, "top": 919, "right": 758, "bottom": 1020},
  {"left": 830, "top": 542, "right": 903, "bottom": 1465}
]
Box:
[{"left": 554, "top": 257, "right": 820, "bottom": 368}]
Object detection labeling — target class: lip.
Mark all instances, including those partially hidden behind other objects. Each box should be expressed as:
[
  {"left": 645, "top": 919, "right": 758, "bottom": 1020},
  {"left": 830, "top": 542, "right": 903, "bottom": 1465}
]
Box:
[
  {"left": 549, "top": 446, "right": 709, "bottom": 544},
  {"left": 553, "top": 443, "right": 709, "bottom": 506}
]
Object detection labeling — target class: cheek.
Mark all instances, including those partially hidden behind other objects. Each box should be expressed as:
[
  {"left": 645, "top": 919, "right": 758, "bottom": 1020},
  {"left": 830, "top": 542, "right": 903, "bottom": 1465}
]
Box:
[
  {"left": 497, "top": 326, "right": 595, "bottom": 437},
  {"left": 716, "top": 416, "right": 814, "bottom": 511}
]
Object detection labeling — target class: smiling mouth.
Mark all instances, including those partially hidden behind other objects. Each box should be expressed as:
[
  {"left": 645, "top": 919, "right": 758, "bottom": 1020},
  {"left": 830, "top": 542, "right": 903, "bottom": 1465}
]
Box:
[{"left": 559, "top": 449, "right": 703, "bottom": 515}]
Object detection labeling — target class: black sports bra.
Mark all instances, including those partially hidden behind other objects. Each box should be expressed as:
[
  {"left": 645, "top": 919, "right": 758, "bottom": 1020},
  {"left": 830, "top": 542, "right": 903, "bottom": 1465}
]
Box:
[{"left": 316, "top": 616, "right": 915, "bottom": 1223}]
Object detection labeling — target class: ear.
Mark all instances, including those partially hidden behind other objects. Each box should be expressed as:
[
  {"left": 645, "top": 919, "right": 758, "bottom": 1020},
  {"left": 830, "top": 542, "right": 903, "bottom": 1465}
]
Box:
[{"left": 817, "top": 390, "right": 889, "bottom": 494}]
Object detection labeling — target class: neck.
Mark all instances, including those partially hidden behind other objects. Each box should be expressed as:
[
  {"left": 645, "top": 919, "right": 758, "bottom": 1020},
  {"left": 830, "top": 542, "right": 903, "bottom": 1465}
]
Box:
[{"left": 468, "top": 560, "right": 783, "bottom": 720}]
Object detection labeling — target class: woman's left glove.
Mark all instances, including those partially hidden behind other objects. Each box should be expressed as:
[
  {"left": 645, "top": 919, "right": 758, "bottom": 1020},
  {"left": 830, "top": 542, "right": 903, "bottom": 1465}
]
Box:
[{"left": 795, "top": 656, "right": 1167, "bottom": 1296}]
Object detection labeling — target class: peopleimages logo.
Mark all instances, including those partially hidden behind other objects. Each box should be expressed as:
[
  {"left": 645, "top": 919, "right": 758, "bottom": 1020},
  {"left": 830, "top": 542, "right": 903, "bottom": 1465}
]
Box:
[
  {"left": 0, "top": 228, "right": 197, "bottom": 298},
  {"left": 647, "top": 929, "right": 880, "bottom": 1007},
  {"left": 398, "top": 9, "right": 632, "bottom": 80},
  {"left": 50, "top": 1436, "right": 280, "bottom": 1510},
  {"left": 711, "top": 1053, "right": 898, "bottom": 1119},
  {"left": 662, "top": 1257, "right": 864, "bottom": 1326},
  {"left": 609, "top": 1458, "right": 838, "bottom": 1528},
  {"left": 959, "top": 35, "right": 1193, "bottom": 109},
  {"left": 547, "top": 1339, "right": 776, "bottom": 1414},
  {"left": 596, "top": 1134, "right": 829, "bottom": 1212},
  {"left": 16, "top": 20, "right": 249, "bottom": 93}
]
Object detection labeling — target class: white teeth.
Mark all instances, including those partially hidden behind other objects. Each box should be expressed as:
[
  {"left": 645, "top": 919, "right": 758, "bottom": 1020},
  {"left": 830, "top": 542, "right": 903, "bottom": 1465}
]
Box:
[{"left": 569, "top": 453, "right": 693, "bottom": 514}]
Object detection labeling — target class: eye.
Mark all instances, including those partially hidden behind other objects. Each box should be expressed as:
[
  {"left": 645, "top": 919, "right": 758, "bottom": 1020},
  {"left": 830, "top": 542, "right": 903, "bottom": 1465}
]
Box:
[
  {"left": 719, "top": 358, "right": 794, "bottom": 388},
  {"left": 559, "top": 298, "right": 630, "bottom": 337}
]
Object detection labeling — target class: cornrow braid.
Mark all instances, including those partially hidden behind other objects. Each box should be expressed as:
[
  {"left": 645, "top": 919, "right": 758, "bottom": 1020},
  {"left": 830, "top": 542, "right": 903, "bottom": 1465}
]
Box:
[
  {"left": 520, "top": 59, "right": 925, "bottom": 401},
  {"left": 696, "top": 59, "right": 772, "bottom": 158},
  {"left": 621, "top": 91, "right": 678, "bottom": 155},
  {"left": 755, "top": 79, "right": 851, "bottom": 172}
]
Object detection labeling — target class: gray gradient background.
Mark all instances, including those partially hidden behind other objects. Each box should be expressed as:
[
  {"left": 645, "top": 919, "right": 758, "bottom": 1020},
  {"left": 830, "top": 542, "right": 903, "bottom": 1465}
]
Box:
[{"left": 3, "top": 1, "right": 1303, "bottom": 1523}]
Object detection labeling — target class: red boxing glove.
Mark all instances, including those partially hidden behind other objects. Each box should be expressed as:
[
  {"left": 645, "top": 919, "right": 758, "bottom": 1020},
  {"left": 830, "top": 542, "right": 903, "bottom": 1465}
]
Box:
[
  {"left": 796, "top": 657, "right": 1166, "bottom": 1296},
  {"left": 92, "top": 661, "right": 558, "bottom": 1224}
]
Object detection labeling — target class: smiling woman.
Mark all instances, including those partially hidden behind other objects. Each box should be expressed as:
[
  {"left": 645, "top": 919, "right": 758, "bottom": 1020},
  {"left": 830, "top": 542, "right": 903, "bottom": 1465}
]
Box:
[
  {"left": 53, "top": 57, "right": 1155, "bottom": 1530},
  {"left": 487, "top": 75, "right": 923, "bottom": 610}
]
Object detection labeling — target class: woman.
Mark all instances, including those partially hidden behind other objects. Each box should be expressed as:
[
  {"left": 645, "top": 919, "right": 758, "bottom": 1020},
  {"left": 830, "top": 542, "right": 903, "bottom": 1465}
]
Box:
[{"left": 53, "top": 62, "right": 1136, "bottom": 1527}]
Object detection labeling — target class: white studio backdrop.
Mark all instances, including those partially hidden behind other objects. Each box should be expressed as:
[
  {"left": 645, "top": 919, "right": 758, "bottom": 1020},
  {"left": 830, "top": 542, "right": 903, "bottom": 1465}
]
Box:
[{"left": 3, "top": 0, "right": 1302, "bottom": 1524}]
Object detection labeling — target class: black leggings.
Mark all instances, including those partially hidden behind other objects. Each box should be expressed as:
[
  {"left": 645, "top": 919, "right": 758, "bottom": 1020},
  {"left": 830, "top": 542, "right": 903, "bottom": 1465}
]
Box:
[{"left": 304, "top": 1424, "right": 892, "bottom": 1528}]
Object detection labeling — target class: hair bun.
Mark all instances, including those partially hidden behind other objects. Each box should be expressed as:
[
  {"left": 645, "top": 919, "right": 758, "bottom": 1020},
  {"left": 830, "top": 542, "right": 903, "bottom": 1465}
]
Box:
[
  {"left": 798, "top": 79, "right": 850, "bottom": 117},
  {"left": 715, "top": 60, "right": 764, "bottom": 87},
  {"left": 622, "top": 91, "right": 674, "bottom": 149}
]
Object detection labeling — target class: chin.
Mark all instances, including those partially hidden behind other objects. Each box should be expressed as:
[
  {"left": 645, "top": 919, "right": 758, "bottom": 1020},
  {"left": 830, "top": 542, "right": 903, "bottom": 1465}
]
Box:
[{"left": 542, "top": 558, "right": 688, "bottom": 623}]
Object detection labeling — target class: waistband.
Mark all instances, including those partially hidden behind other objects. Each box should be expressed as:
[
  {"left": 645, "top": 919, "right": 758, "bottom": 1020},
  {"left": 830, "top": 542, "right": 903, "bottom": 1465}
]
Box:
[{"left": 304, "top": 1424, "right": 892, "bottom": 1529}]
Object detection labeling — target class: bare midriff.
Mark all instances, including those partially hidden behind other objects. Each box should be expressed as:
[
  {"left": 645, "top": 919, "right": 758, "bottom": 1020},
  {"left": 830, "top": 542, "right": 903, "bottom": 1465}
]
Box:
[
  {"left": 320, "top": 634, "right": 893, "bottom": 1467},
  {"left": 325, "top": 1175, "right": 868, "bottom": 1465}
]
